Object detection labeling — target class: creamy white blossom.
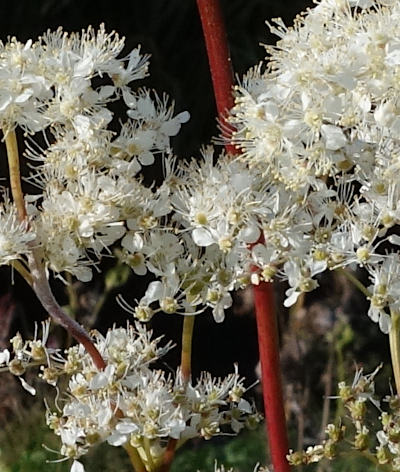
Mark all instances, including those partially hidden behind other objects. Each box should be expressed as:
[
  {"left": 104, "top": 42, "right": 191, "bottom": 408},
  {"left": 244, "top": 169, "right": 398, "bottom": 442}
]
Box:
[
  {"left": 2, "top": 322, "right": 259, "bottom": 467},
  {"left": 226, "top": 0, "right": 400, "bottom": 330}
]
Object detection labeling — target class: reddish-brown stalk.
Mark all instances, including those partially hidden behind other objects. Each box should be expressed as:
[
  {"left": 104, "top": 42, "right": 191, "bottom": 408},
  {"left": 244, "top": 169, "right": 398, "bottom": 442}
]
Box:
[
  {"left": 196, "top": 1, "right": 290, "bottom": 471},
  {"left": 196, "top": 0, "right": 236, "bottom": 154},
  {"left": 159, "top": 438, "right": 178, "bottom": 472},
  {"left": 253, "top": 280, "right": 290, "bottom": 472}
]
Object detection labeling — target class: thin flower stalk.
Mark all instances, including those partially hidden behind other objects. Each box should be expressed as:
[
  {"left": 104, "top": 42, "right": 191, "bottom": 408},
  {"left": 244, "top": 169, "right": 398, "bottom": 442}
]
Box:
[
  {"left": 196, "top": 1, "right": 289, "bottom": 470},
  {"left": 159, "top": 438, "right": 178, "bottom": 472},
  {"left": 389, "top": 311, "right": 400, "bottom": 395},
  {"left": 337, "top": 268, "right": 372, "bottom": 299},
  {"left": 338, "top": 268, "right": 400, "bottom": 392},
  {"left": 181, "top": 315, "right": 196, "bottom": 382},
  {"left": 4, "top": 130, "right": 27, "bottom": 221},
  {"left": 124, "top": 443, "right": 147, "bottom": 472},
  {"left": 160, "top": 315, "right": 196, "bottom": 472},
  {"left": 10, "top": 260, "right": 33, "bottom": 286}
]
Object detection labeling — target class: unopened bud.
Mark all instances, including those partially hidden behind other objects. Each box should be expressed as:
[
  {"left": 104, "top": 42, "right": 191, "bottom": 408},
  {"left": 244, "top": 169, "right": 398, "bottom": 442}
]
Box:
[{"left": 9, "top": 358, "right": 25, "bottom": 376}]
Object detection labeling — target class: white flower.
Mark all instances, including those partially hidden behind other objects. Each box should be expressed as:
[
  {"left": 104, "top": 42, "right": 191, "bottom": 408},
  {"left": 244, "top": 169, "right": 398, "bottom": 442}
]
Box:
[
  {"left": 126, "top": 89, "right": 190, "bottom": 152},
  {"left": 320, "top": 125, "right": 347, "bottom": 151},
  {"left": 0, "top": 349, "right": 10, "bottom": 365},
  {"left": 71, "top": 460, "right": 85, "bottom": 472},
  {"left": 0, "top": 199, "right": 35, "bottom": 266}
]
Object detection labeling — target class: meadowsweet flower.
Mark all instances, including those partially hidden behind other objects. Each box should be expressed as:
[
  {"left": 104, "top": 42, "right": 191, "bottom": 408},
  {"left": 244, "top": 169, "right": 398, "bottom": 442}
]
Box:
[
  {"left": 2, "top": 322, "right": 258, "bottom": 469},
  {"left": 0, "top": 320, "right": 56, "bottom": 394},
  {"left": 0, "top": 26, "right": 189, "bottom": 285},
  {"left": 0, "top": 198, "right": 35, "bottom": 266},
  {"left": 226, "top": 0, "right": 400, "bottom": 331}
]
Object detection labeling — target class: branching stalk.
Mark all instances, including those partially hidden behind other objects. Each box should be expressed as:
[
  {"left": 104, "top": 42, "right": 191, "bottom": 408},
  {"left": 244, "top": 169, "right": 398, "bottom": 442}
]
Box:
[
  {"left": 3, "top": 128, "right": 106, "bottom": 371},
  {"left": 181, "top": 315, "right": 195, "bottom": 382},
  {"left": 28, "top": 250, "right": 106, "bottom": 370}
]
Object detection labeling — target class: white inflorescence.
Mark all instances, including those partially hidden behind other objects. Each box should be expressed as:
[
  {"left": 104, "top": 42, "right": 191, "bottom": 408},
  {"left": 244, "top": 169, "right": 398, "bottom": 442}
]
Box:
[
  {"left": 121, "top": 0, "right": 400, "bottom": 330},
  {"left": 227, "top": 0, "right": 400, "bottom": 332},
  {"left": 1, "top": 6, "right": 400, "bottom": 330},
  {"left": 0, "top": 25, "right": 189, "bottom": 283},
  {"left": 0, "top": 323, "right": 260, "bottom": 469}
]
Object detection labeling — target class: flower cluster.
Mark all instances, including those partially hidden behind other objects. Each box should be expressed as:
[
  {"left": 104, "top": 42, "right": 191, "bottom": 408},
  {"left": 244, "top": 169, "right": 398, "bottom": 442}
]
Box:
[
  {"left": 129, "top": 148, "right": 275, "bottom": 322},
  {"left": 0, "top": 25, "right": 146, "bottom": 133},
  {"left": 0, "top": 25, "right": 188, "bottom": 283},
  {"left": 112, "top": 0, "right": 400, "bottom": 328},
  {"left": 224, "top": 0, "right": 400, "bottom": 331},
  {"left": 287, "top": 365, "right": 400, "bottom": 470},
  {"left": 0, "top": 320, "right": 53, "bottom": 394},
  {"left": 6, "top": 9, "right": 400, "bottom": 328},
  {"left": 0, "top": 322, "right": 259, "bottom": 471},
  {"left": 0, "top": 26, "right": 267, "bottom": 324}
]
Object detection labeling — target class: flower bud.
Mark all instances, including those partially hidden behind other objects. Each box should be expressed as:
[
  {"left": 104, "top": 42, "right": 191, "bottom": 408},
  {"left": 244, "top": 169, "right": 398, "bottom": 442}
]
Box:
[
  {"left": 354, "top": 426, "right": 369, "bottom": 451},
  {"left": 287, "top": 450, "right": 305, "bottom": 466},
  {"left": 9, "top": 358, "right": 25, "bottom": 376},
  {"left": 376, "top": 445, "right": 392, "bottom": 465}
]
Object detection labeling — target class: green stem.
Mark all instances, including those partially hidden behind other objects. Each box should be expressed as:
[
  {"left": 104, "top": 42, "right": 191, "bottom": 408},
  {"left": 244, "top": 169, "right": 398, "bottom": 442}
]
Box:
[
  {"left": 4, "top": 131, "right": 34, "bottom": 287},
  {"left": 143, "top": 437, "right": 156, "bottom": 471},
  {"left": 181, "top": 315, "right": 195, "bottom": 382},
  {"left": 123, "top": 443, "right": 146, "bottom": 472},
  {"left": 336, "top": 268, "right": 372, "bottom": 299},
  {"left": 11, "top": 260, "right": 33, "bottom": 286},
  {"left": 4, "top": 129, "right": 27, "bottom": 221},
  {"left": 334, "top": 342, "right": 346, "bottom": 425},
  {"left": 160, "top": 315, "right": 196, "bottom": 472},
  {"left": 360, "top": 449, "right": 390, "bottom": 470},
  {"left": 389, "top": 311, "right": 400, "bottom": 395},
  {"left": 319, "top": 338, "right": 334, "bottom": 443}
]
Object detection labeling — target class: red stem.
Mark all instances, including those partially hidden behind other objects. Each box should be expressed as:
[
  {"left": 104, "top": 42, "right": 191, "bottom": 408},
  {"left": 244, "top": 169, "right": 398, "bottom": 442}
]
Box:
[
  {"left": 159, "top": 438, "right": 178, "bottom": 472},
  {"left": 28, "top": 253, "right": 106, "bottom": 371},
  {"left": 254, "top": 282, "right": 290, "bottom": 472},
  {"left": 196, "top": 0, "right": 236, "bottom": 154},
  {"left": 196, "top": 1, "right": 290, "bottom": 471}
]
